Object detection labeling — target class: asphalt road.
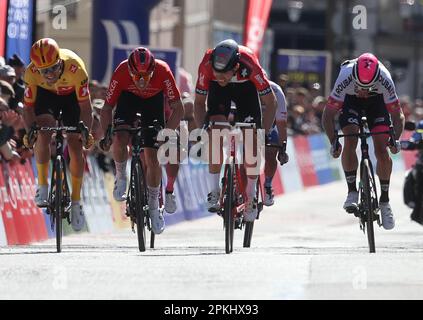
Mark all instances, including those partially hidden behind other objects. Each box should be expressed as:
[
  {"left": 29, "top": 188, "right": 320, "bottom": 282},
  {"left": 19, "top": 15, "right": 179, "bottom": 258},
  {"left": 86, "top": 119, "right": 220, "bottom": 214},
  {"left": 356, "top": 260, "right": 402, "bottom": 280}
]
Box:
[{"left": 1, "top": 172, "right": 423, "bottom": 300}]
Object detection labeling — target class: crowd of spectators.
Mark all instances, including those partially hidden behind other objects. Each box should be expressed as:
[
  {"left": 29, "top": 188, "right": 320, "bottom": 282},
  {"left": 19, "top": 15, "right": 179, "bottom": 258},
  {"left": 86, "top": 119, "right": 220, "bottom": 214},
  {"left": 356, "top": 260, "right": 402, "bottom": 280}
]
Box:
[
  {"left": 0, "top": 54, "right": 29, "bottom": 164},
  {"left": 276, "top": 73, "right": 327, "bottom": 136}
]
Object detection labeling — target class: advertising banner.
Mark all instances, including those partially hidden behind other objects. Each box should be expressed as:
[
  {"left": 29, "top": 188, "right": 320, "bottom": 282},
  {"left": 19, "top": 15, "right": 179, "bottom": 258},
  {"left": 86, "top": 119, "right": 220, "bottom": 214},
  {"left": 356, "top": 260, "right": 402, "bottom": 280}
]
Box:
[
  {"left": 91, "top": 0, "right": 159, "bottom": 84},
  {"left": 0, "top": 0, "right": 7, "bottom": 57},
  {"left": 243, "top": 0, "right": 273, "bottom": 58},
  {"left": 0, "top": 163, "right": 18, "bottom": 245},
  {"left": 308, "top": 134, "right": 338, "bottom": 185},
  {"left": 293, "top": 136, "right": 319, "bottom": 188},
  {"left": 5, "top": 0, "right": 34, "bottom": 64},
  {"left": 279, "top": 137, "right": 303, "bottom": 193},
  {"left": 276, "top": 49, "right": 332, "bottom": 96}
]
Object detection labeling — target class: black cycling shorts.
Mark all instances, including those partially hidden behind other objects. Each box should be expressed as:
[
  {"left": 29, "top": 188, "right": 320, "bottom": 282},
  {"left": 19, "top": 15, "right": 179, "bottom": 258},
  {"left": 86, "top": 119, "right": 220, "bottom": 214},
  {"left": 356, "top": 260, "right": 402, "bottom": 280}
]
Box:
[
  {"left": 34, "top": 86, "right": 81, "bottom": 126},
  {"left": 339, "top": 94, "right": 391, "bottom": 131},
  {"left": 113, "top": 91, "right": 165, "bottom": 148},
  {"left": 206, "top": 81, "right": 262, "bottom": 127}
]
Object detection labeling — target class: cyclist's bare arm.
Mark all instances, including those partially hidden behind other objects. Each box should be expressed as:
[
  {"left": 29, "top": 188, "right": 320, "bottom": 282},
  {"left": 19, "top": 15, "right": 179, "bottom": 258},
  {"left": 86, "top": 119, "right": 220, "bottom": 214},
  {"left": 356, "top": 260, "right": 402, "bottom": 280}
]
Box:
[
  {"left": 194, "top": 93, "right": 207, "bottom": 128},
  {"left": 260, "top": 91, "right": 277, "bottom": 133},
  {"left": 23, "top": 105, "right": 36, "bottom": 132},
  {"left": 322, "top": 105, "right": 339, "bottom": 143},
  {"left": 167, "top": 99, "right": 185, "bottom": 131},
  {"left": 389, "top": 103, "right": 405, "bottom": 140},
  {"left": 79, "top": 99, "right": 93, "bottom": 131},
  {"left": 276, "top": 119, "right": 288, "bottom": 143},
  {"left": 100, "top": 103, "right": 114, "bottom": 132}
]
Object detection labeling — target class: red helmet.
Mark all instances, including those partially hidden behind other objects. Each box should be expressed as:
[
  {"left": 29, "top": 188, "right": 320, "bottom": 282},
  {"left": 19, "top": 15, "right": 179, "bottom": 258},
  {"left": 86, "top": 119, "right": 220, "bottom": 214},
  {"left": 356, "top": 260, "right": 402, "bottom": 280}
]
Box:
[
  {"left": 353, "top": 53, "right": 380, "bottom": 89},
  {"left": 128, "top": 47, "right": 155, "bottom": 77}
]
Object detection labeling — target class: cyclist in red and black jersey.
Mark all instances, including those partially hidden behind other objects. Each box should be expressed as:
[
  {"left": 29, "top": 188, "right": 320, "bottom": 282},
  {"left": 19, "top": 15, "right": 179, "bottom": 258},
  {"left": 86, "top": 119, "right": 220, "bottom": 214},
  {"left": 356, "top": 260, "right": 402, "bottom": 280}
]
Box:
[
  {"left": 194, "top": 39, "right": 277, "bottom": 221},
  {"left": 100, "top": 47, "right": 184, "bottom": 235}
]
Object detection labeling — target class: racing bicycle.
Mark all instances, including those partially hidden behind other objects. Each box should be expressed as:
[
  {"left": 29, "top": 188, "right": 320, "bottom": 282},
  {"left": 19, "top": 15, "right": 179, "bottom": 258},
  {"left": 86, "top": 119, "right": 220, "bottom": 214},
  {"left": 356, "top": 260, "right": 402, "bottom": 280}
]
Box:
[{"left": 333, "top": 116, "right": 395, "bottom": 253}]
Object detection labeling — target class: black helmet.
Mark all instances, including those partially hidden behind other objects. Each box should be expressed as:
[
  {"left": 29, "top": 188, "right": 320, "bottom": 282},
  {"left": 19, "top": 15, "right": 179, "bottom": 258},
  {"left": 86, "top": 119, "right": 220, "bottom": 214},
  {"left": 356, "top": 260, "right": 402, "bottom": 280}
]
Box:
[{"left": 211, "top": 39, "right": 240, "bottom": 73}]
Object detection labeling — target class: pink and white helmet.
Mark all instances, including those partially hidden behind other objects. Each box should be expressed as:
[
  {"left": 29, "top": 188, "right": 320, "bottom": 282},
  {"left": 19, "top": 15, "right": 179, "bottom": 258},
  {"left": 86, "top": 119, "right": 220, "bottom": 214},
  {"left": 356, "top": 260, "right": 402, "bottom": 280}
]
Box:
[{"left": 352, "top": 53, "right": 380, "bottom": 89}]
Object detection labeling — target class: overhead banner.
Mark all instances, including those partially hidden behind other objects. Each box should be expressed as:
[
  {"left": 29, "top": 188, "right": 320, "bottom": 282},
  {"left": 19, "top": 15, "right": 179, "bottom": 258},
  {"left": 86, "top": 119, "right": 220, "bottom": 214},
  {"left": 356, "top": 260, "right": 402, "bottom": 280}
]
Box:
[
  {"left": 91, "top": 0, "right": 159, "bottom": 85},
  {"left": 0, "top": 0, "right": 7, "bottom": 57},
  {"left": 5, "top": 0, "right": 35, "bottom": 64},
  {"left": 243, "top": 0, "right": 273, "bottom": 58},
  {"left": 276, "top": 49, "right": 332, "bottom": 97}
]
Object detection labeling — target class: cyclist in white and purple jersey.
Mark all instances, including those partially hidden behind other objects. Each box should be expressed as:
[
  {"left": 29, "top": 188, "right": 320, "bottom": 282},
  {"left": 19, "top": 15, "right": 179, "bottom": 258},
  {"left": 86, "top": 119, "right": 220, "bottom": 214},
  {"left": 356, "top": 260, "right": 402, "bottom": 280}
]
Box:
[
  {"left": 263, "top": 81, "right": 289, "bottom": 206},
  {"left": 322, "top": 53, "right": 405, "bottom": 230}
]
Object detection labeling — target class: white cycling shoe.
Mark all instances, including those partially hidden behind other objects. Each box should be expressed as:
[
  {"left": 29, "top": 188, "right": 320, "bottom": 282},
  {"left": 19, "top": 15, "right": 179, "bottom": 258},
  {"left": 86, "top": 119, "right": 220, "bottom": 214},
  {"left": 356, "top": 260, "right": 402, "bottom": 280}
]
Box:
[
  {"left": 150, "top": 208, "right": 165, "bottom": 234},
  {"left": 343, "top": 191, "right": 359, "bottom": 212},
  {"left": 70, "top": 202, "right": 85, "bottom": 232},
  {"left": 244, "top": 198, "right": 258, "bottom": 222},
  {"left": 207, "top": 190, "right": 220, "bottom": 213},
  {"left": 380, "top": 202, "right": 395, "bottom": 230},
  {"left": 165, "top": 192, "right": 177, "bottom": 214},
  {"left": 113, "top": 177, "right": 127, "bottom": 202},
  {"left": 35, "top": 185, "right": 49, "bottom": 208},
  {"left": 263, "top": 187, "right": 274, "bottom": 207}
]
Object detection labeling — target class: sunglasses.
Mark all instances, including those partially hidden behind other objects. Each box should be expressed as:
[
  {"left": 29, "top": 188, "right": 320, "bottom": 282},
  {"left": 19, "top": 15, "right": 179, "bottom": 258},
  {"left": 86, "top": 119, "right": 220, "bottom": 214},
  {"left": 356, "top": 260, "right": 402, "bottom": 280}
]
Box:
[
  {"left": 130, "top": 71, "right": 153, "bottom": 83},
  {"left": 39, "top": 61, "right": 62, "bottom": 76}
]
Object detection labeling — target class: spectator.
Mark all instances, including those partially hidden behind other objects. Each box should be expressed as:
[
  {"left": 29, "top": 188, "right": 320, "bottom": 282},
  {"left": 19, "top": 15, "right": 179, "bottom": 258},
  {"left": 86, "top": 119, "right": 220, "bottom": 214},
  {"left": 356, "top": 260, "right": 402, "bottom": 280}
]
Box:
[
  {"left": 310, "top": 82, "right": 322, "bottom": 100},
  {"left": 400, "top": 95, "right": 412, "bottom": 121},
  {"left": 312, "top": 95, "right": 327, "bottom": 128},
  {"left": 278, "top": 73, "right": 289, "bottom": 91},
  {"left": 288, "top": 104, "right": 307, "bottom": 135},
  {"left": 0, "top": 65, "right": 17, "bottom": 86},
  {"left": 0, "top": 79, "right": 15, "bottom": 104},
  {"left": 7, "top": 54, "right": 26, "bottom": 109}
]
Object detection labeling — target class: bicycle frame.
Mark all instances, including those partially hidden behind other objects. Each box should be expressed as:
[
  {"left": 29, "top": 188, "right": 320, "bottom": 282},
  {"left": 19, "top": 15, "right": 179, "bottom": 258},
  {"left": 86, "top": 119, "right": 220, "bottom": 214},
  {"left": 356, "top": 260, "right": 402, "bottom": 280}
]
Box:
[{"left": 335, "top": 116, "right": 396, "bottom": 252}]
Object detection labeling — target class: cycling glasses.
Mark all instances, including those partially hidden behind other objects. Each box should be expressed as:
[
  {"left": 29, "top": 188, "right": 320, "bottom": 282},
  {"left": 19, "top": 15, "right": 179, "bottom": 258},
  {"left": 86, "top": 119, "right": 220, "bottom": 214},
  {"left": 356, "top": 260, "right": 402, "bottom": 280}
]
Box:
[
  {"left": 130, "top": 71, "right": 154, "bottom": 84},
  {"left": 38, "top": 60, "right": 62, "bottom": 76}
]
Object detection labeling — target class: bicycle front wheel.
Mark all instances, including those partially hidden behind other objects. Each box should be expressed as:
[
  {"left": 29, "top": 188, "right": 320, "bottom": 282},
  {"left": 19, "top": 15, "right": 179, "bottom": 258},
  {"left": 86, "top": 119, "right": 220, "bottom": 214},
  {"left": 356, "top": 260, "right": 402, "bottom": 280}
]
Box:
[
  {"left": 54, "top": 156, "right": 63, "bottom": 253},
  {"left": 134, "top": 161, "right": 147, "bottom": 252},
  {"left": 361, "top": 159, "right": 376, "bottom": 253},
  {"left": 223, "top": 162, "right": 235, "bottom": 254}
]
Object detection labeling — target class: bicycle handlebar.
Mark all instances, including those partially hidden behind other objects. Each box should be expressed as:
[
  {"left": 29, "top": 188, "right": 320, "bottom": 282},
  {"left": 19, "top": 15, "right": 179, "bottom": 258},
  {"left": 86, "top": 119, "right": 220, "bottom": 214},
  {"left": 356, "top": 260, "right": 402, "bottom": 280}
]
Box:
[{"left": 206, "top": 121, "right": 257, "bottom": 129}]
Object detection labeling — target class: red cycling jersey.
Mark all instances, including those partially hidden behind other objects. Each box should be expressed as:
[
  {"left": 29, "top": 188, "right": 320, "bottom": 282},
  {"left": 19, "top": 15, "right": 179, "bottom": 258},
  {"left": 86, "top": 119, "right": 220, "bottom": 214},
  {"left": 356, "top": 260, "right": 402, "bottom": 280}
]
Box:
[
  {"left": 106, "top": 59, "right": 181, "bottom": 107},
  {"left": 195, "top": 45, "right": 272, "bottom": 97}
]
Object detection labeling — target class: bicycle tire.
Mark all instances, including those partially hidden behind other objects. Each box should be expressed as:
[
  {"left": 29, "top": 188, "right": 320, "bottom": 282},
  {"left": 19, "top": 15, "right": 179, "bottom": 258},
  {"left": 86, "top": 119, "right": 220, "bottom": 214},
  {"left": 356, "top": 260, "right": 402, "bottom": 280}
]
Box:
[
  {"left": 224, "top": 162, "right": 235, "bottom": 254},
  {"left": 243, "top": 222, "right": 254, "bottom": 248},
  {"left": 134, "top": 161, "right": 147, "bottom": 252},
  {"left": 361, "top": 159, "right": 376, "bottom": 253},
  {"left": 150, "top": 229, "right": 155, "bottom": 249},
  {"left": 54, "top": 156, "right": 63, "bottom": 253}
]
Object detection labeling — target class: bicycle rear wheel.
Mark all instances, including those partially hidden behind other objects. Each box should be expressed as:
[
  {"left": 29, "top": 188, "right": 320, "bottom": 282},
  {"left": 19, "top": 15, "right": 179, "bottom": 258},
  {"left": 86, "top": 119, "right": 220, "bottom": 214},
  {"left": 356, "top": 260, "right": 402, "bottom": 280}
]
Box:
[
  {"left": 134, "top": 161, "right": 147, "bottom": 252},
  {"left": 54, "top": 157, "right": 63, "bottom": 253},
  {"left": 243, "top": 222, "right": 254, "bottom": 248},
  {"left": 361, "top": 159, "right": 376, "bottom": 253},
  {"left": 223, "top": 162, "right": 235, "bottom": 254}
]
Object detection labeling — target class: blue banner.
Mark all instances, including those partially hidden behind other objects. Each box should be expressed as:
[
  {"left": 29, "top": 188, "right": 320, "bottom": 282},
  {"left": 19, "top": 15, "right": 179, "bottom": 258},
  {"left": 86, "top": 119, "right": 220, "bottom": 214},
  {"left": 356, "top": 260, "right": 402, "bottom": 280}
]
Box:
[
  {"left": 308, "top": 134, "right": 337, "bottom": 185},
  {"left": 5, "top": 0, "right": 34, "bottom": 64},
  {"left": 91, "top": 0, "right": 159, "bottom": 85},
  {"left": 276, "top": 49, "right": 331, "bottom": 96}
]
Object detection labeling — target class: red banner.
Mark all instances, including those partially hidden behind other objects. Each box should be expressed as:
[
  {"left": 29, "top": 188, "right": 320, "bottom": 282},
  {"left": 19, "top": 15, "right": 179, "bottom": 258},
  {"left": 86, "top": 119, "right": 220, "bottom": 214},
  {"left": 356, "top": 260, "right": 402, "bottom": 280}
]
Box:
[
  {"left": 0, "top": 0, "right": 6, "bottom": 57},
  {"left": 293, "top": 136, "right": 319, "bottom": 188},
  {"left": 243, "top": 0, "right": 273, "bottom": 58},
  {"left": 0, "top": 163, "right": 19, "bottom": 245}
]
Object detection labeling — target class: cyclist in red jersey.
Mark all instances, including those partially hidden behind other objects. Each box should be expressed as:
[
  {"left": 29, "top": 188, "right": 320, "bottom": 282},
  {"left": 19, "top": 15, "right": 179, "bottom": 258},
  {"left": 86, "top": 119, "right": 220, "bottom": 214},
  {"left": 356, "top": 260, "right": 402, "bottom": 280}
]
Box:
[
  {"left": 194, "top": 39, "right": 277, "bottom": 222},
  {"left": 322, "top": 53, "right": 405, "bottom": 230},
  {"left": 100, "top": 47, "right": 184, "bottom": 235}
]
